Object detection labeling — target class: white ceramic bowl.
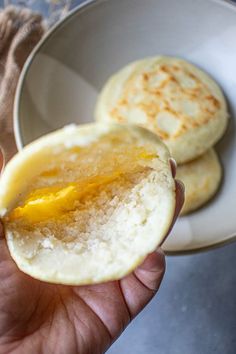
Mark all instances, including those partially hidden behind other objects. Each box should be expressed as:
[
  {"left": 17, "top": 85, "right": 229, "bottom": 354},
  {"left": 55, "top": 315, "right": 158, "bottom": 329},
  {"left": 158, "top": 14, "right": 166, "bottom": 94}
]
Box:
[{"left": 14, "top": 0, "right": 236, "bottom": 254}]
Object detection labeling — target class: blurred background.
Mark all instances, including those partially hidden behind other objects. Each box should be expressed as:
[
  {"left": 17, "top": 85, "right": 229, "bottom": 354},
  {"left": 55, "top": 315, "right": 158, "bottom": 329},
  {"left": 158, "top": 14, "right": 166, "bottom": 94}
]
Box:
[{"left": 0, "top": 0, "right": 83, "bottom": 25}]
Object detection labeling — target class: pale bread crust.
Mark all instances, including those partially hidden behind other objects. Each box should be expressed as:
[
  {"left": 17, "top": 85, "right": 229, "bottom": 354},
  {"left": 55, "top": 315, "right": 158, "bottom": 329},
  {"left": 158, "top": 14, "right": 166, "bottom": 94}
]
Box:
[
  {"left": 95, "top": 56, "right": 228, "bottom": 163},
  {"left": 177, "top": 149, "right": 222, "bottom": 215},
  {"left": 0, "top": 123, "right": 175, "bottom": 285}
]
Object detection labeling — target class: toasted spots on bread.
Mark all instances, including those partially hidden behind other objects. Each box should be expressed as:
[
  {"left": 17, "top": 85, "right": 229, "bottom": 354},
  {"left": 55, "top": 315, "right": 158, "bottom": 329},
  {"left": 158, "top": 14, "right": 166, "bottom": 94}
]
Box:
[{"left": 95, "top": 56, "right": 228, "bottom": 163}]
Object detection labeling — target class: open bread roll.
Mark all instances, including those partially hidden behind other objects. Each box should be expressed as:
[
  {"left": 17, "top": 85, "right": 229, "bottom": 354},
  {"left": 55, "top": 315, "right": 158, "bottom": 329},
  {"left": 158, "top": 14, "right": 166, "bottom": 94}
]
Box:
[
  {"left": 176, "top": 149, "right": 222, "bottom": 215},
  {"left": 0, "top": 123, "right": 175, "bottom": 285},
  {"left": 95, "top": 56, "right": 228, "bottom": 164}
]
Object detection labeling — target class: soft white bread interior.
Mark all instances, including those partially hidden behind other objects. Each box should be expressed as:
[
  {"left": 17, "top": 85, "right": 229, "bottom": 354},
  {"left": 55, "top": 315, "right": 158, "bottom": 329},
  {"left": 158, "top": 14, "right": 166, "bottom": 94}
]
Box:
[{"left": 0, "top": 123, "right": 175, "bottom": 285}]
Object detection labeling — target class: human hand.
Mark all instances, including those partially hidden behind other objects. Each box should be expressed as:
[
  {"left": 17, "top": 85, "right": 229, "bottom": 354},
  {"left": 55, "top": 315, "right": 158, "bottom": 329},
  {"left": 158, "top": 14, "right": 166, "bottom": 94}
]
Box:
[{"left": 0, "top": 167, "right": 184, "bottom": 354}]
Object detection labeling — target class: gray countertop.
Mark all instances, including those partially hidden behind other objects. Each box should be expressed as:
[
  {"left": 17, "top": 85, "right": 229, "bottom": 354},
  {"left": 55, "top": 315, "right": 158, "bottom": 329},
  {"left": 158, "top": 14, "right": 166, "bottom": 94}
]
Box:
[
  {"left": 0, "top": 1, "right": 235, "bottom": 353},
  {"left": 108, "top": 242, "right": 236, "bottom": 354}
]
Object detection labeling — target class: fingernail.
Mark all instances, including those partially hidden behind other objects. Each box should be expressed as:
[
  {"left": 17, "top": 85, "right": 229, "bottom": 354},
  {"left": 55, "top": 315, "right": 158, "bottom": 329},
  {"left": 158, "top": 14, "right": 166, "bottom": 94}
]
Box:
[
  {"left": 175, "top": 179, "right": 185, "bottom": 193},
  {"left": 155, "top": 248, "right": 166, "bottom": 269},
  {"left": 169, "top": 158, "right": 177, "bottom": 178},
  {"left": 169, "top": 158, "right": 177, "bottom": 169},
  {"left": 139, "top": 250, "right": 165, "bottom": 272},
  {"left": 0, "top": 221, "right": 4, "bottom": 240},
  {"left": 156, "top": 247, "right": 165, "bottom": 257}
]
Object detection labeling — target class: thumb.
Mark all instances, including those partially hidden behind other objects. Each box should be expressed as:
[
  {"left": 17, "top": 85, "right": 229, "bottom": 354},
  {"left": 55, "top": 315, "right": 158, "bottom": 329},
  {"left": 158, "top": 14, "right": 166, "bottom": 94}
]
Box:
[
  {"left": 134, "top": 248, "right": 165, "bottom": 291},
  {"left": 119, "top": 249, "right": 165, "bottom": 319}
]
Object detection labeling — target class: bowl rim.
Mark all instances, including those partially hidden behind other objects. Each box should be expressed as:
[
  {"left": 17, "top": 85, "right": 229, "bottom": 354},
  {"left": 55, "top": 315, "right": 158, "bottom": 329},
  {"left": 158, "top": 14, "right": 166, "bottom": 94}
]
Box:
[
  {"left": 13, "top": 0, "right": 236, "bottom": 150},
  {"left": 13, "top": 0, "right": 236, "bottom": 255}
]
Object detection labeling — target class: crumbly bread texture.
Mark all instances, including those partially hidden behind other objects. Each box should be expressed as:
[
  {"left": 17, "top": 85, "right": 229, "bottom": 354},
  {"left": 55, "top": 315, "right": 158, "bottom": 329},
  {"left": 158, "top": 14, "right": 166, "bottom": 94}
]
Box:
[
  {"left": 95, "top": 56, "right": 228, "bottom": 163},
  {"left": 0, "top": 123, "right": 175, "bottom": 285},
  {"left": 177, "top": 149, "right": 222, "bottom": 215}
]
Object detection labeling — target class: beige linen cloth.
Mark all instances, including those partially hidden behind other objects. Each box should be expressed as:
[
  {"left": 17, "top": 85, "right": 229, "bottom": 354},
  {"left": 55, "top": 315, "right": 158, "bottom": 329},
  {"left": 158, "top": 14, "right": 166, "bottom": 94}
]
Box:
[{"left": 0, "top": 6, "right": 45, "bottom": 170}]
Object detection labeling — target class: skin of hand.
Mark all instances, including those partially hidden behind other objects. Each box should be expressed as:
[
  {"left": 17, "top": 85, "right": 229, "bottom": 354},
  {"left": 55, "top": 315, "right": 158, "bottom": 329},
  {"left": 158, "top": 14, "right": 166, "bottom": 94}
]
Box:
[{"left": 0, "top": 162, "right": 184, "bottom": 354}]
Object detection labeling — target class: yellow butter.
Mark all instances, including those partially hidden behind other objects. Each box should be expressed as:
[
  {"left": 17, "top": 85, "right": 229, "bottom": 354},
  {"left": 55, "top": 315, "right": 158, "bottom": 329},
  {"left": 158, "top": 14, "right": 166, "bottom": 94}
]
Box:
[
  {"left": 7, "top": 142, "right": 157, "bottom": 224},
  {"left": 8, "top": 174, "right": 121, "bottom": 223}
]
